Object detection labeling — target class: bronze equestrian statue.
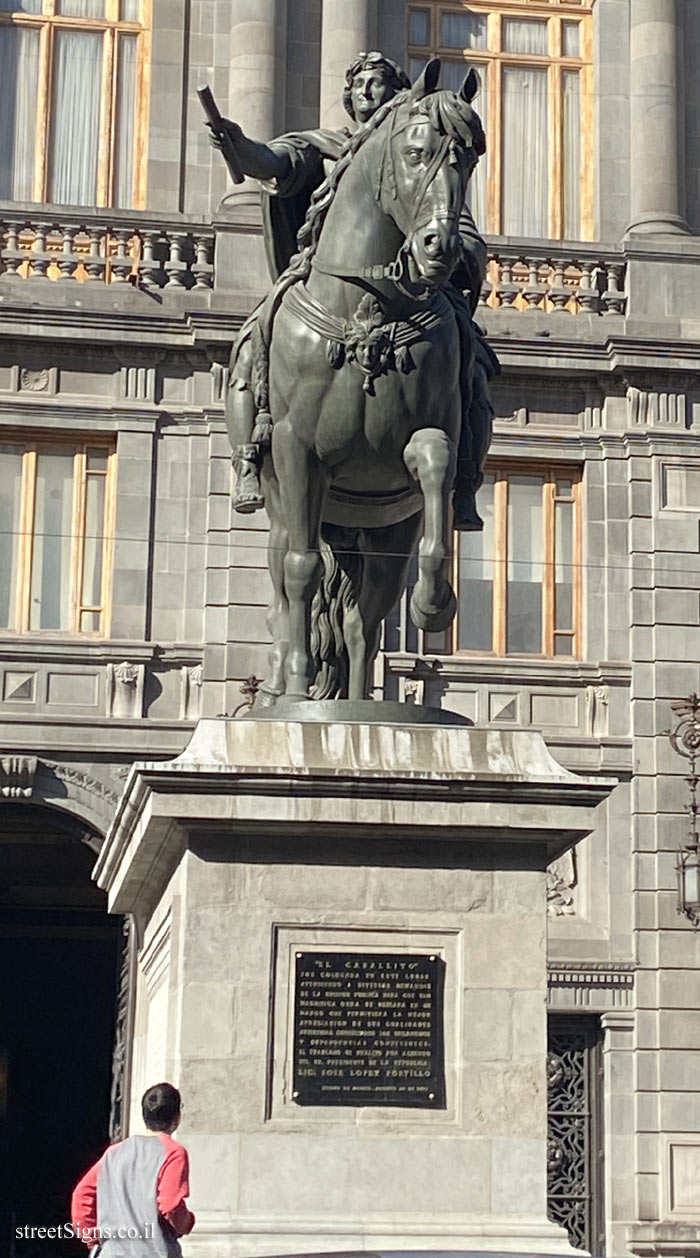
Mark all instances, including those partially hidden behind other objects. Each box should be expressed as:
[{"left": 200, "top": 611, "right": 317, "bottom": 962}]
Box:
[{"left": 207, "top": 57, "right": 498, "bottom": 703}]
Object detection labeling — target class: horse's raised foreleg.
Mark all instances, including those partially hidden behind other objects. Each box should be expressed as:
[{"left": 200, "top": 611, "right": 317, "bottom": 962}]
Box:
[
  {"left": 273, "top": 419, "right": 328, "bottom": 699},
  {"left": 404, "top": 428, "right": 458, "bottom": 634},
  {"left": 257, "top": 461, "right": 289, "bottom": 703}
]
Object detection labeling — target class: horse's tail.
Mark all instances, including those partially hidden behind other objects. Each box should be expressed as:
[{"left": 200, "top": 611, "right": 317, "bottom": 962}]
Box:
[{"left": 310, "top": 533, "right": 362, "bottom": 700}]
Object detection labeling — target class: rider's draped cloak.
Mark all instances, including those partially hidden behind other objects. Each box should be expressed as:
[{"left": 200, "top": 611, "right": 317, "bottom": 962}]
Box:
[{"left": 261, "top": 130, "right": 349, "bottom": 279}]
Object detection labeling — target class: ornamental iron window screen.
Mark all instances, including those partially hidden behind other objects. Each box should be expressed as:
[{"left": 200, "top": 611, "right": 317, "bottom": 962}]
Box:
[{"left": 547, "top": 1014, "right": 604, "bottom": 1255}]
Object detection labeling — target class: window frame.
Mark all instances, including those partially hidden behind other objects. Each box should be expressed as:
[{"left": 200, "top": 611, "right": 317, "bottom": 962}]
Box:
[
  {"left": 1, "top": 433, "right": 116, "bottom": 637},
  {"left": 0, "top": 0, "right": 152, "bottom": 209},
  {"left": 445, "top": 461, "right": 583, "bottom": 659},
  {"left": 407, "top": 1, "right": 594, "bottom": 240}
]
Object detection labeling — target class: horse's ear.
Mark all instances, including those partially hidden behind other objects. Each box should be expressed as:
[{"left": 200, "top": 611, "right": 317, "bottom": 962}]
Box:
[
  {"left": 411, "top": 57, "right": 441, "bottom": 99},
  {"left": 460, "top": 67, "right": 480, "bottom": 104}
]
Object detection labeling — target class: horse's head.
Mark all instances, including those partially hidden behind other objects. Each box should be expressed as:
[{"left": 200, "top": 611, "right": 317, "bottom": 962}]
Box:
[{"left": 380, "top": 59, "right": 485, "bottom": 290}]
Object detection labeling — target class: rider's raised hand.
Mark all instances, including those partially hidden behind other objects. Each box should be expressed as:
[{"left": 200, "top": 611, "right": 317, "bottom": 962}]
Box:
[{"left": 207, "top": 117, "right": 243, "bottom": 152}]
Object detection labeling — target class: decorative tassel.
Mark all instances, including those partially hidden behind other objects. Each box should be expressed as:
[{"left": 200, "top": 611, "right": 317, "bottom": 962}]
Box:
[
  {"left": 326, "top": 339, "right": 345, "bottom": 369},
  {"left": 395, "top": 345, "right": 415, "bottom": 374},
  {"left": 252, "top": 412, "right": 274, "bottom": 449}
]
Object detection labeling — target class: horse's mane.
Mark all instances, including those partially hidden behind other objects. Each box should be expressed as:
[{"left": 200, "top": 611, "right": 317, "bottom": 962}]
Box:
[
  {"left": 413, "top": 90, "right": 486, "bottom": 157},
  {"left": 296, "top": 91, "right": 407, "bottom": 257}
]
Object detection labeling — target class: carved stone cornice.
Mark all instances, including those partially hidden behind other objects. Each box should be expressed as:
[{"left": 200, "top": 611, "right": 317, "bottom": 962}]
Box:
[
  {"left": 40, "top": 760, "right": 120, "bottom": 809},
  {"left": 547, "top": 960, "right": 636, "bottom": 1010}
]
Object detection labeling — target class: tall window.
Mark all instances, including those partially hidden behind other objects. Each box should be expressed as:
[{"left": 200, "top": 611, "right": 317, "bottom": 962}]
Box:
[
  {"left": 0, "top": 437, "right": 115, "bottom": 634},
  {"left": 429, "top": 465, "right": 582, "bottom": 657},
  {"left": 408, "top": 1, "right": 593, "bottom": 239},
  {"left": 0, "top": 0, "right": 150, "bottom": 208}
]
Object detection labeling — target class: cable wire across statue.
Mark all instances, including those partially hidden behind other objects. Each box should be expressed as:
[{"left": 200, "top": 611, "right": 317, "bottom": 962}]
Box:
[{"left": 204, "top": 53, "right": 499, "bottom": 704}]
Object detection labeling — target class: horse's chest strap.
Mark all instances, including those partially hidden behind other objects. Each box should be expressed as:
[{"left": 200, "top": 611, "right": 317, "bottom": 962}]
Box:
[{"left": 284, "top": 282, "right": 450, "bottom": 396}]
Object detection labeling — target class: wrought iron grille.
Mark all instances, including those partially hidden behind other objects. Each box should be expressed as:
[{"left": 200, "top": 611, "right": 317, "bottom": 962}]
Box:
[
  {"left": 547, "top": 1015, "right": 604, "bottom": 1254},
  {"left": 109, "top": 916, "right": 135, "bottom": 1141}
]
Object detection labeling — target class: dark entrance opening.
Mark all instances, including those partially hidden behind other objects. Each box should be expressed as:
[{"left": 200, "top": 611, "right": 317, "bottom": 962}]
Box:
[{"left": 0, "top": 804, "right": 120, "bottom": 1258}]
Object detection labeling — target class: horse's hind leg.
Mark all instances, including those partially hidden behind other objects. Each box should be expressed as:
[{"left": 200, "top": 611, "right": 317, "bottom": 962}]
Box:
[
  {"left": 273, "top": 419, "right": 328, "bottom": 699},
  {"left": 345, "top": 515, "right": 423, "bottom": 700},
  {"left": 404, "top": 428, "right": 458, "bottom": 634},
  {"left": 257, "top": 460, "right": 289, "bottom": 703}
]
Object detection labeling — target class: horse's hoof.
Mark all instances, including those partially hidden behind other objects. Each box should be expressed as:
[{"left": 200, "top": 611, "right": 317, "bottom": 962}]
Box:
[
  {"left": 284, "top": 681, "right": 312, "bottom": 701},
  {"left": 410, "top": 585, "right": 457, "bottom": 633},
  {"left": 254, "top": 687, "right": 280, "bottom": 709}
]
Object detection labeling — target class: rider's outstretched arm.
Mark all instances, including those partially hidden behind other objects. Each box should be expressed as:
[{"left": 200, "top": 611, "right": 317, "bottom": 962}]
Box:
[{"left": 209, "top": 119, "right": 292, "bottom": 184}]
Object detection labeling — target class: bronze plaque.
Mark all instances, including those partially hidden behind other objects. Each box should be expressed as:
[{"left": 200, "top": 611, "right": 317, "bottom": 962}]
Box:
[{"left": 292, "top": 951, "right": 445, "bottom": 1107}]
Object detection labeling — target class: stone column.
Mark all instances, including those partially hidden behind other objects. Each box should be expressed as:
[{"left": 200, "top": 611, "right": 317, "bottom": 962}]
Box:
[
  {"left": 221, "top": 0, "right": 287, "bottom": 220},
  {"left": 628, "top": 0, "right": 689, "bottom": 234},
  {"left": 319, "top": 0, "right": 377, "bottom": 130},
  {"left": 228, "top": 0, "right": 287, "bottom": 141}
]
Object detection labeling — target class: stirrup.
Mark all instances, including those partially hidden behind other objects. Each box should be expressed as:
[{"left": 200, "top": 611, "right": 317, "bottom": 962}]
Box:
[
  {"left": 232, "top": 445, "right": 263, "bottom": 514},
  {"left": 233, "top": 487, "right": 264, "bottom": 514}
]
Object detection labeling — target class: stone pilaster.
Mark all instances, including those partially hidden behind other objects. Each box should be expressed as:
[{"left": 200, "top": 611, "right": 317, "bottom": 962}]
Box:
[
  {"left": 319, "top": 0, "right": 377, "bottom": 130},
  {"left": 628, "top": 0, "right": 689, "bottom": 234}
]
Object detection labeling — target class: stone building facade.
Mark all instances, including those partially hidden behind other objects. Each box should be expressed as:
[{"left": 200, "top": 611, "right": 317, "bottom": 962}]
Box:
[{"left": 1, "top": 0, "right": 700, "bottom": 1255}]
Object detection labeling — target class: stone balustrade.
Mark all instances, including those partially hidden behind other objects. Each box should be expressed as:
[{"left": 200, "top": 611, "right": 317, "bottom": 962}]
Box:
[
  {"left": 0, "top": 204, "right": 215, "bottom": 290},
  {"left": 481, "top": 240, "right": 627, "bottom": 315},
  {"left": 0, "top": 205, "right": 628, "bottom": 315}
]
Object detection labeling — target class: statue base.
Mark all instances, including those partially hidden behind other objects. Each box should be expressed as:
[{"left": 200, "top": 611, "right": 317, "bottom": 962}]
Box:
[
  {"left": 249, "top": 697, "right": 472, "bottom": 726},
  {"left": 96, "top": 714, "right": 615, "bottom": 1258}
]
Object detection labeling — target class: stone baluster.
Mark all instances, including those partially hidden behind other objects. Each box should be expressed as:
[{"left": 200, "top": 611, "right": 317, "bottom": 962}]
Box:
[
  {"left": 110, "top": 229, "right": 135, "bottom": 284},
  {"left": 56, "top": 225, "right": 78, "bottom": 281},
  {"left": 84, "top": 228, "right": 107, "bottom": 282},
  {"left": 30, "top": 222, "right": 51, "bottom": 280},
  {"left": 2, "top": 222, "right": 22, "bottom": 277},
  {"left": 602, "top": 263, "right": 626, "bottom": 314},
  {"left": 138, "top": 230, "right": 163, "bottom": 289},
  {"left": 628, "top": 0, "right": 688, "bottom": 234},
  {"left": 498, "top": 258, "right": 518, "bottom": 308},
  {"left": 192, "top": 234, "right": 214, "bottom": 289},
  {"left": 164, "top": 232, "right": 189, "bottom": 288},
  {"left": 549, "top": 259, "right": 570, "bottom": 312},
  {"left": 524, "top": 257, "right": 543, "bottom": 309},
  {"left": 577, "top": 260, "right": 599, "bottom": 313},
  {"left": 320, "top": 0, "right": 376, "bottom": 130}
]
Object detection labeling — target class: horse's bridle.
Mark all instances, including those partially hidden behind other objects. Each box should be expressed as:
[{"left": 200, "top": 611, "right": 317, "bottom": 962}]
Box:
[{"left": 313, "top": 100, "right": 470, "bottom": 298}]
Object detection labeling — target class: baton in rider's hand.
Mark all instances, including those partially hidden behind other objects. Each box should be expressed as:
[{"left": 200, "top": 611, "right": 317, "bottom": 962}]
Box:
[{"left": 197, "top": 84, "right": 245, "bottom": 185}]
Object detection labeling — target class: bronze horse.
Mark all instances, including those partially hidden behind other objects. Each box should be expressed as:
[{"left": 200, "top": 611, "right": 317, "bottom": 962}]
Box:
[{"left": 259, "top": 61, "right": 485, "bottom": 703}]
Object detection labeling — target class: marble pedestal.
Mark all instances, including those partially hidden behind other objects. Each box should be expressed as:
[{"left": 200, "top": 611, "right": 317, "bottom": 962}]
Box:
[{"left": 95, "top": 714, "right": 614, "bottom": 1258}]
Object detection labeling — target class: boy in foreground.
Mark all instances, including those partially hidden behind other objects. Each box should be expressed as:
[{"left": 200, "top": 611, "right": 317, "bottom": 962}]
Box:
[{"left": 71, "top": 1082, "right": 194, "bottom": 1256}]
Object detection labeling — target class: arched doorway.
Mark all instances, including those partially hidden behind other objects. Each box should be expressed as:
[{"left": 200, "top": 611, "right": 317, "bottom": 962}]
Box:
[{"left": 0, "top": 804, "right": 121, "bottom": 1257}]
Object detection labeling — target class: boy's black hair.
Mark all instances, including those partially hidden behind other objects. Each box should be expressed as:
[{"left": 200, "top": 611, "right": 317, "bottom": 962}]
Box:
[{"left": 141, "top": 1082, "right": 181, "bottom": 1132}]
